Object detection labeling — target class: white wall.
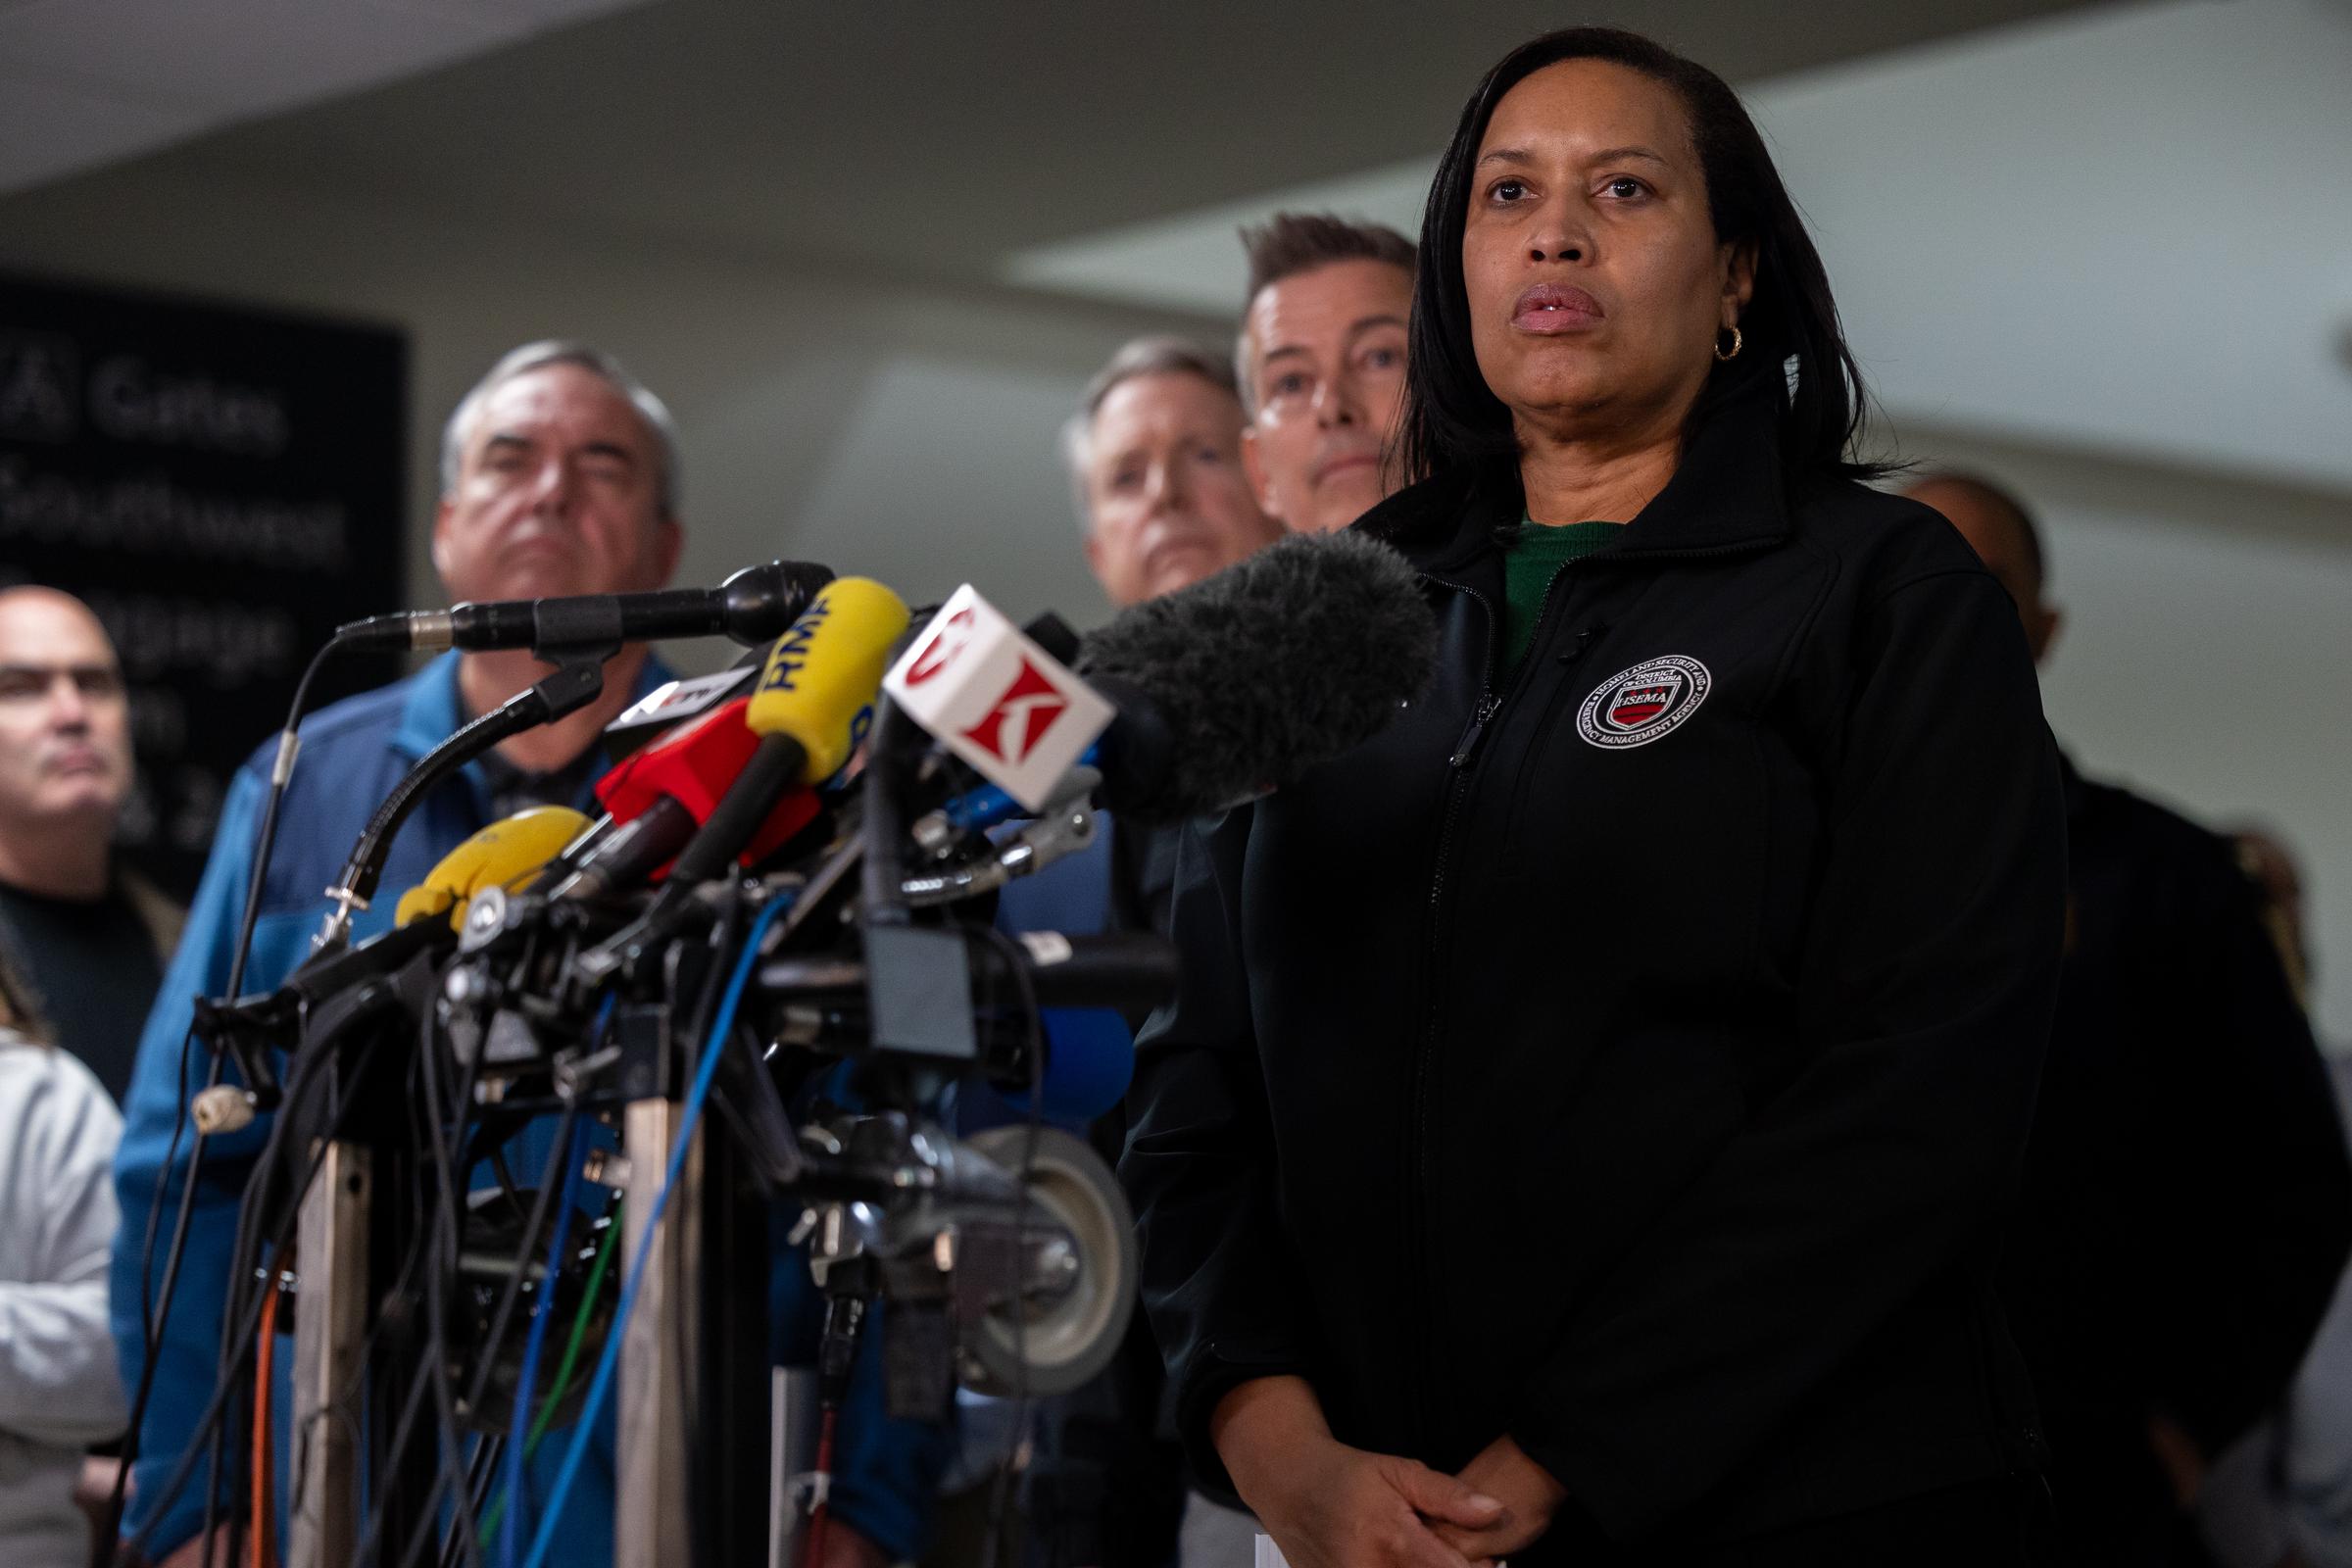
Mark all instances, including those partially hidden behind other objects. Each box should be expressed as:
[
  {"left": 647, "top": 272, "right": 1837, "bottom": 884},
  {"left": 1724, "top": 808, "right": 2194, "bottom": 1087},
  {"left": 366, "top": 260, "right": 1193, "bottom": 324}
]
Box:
[
  {"left": 1759, "top": 0, "right": 2352, "bottom": 494},
  {"left": 1902, "top": 425, "right": 2352, "bottom": 1047}
]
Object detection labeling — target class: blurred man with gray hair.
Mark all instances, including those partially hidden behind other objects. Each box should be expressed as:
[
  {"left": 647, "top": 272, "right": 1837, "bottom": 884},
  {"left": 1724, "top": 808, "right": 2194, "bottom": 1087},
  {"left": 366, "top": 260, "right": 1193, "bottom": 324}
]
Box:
[
  {"left": 947, "top": 339, "right": 1284, "bottom": 1564},
  {"left": 110, "top": 342, "right": 944, "bottom": 1568},
  {"left": 1064, "top": 336, "right": 1280, "bottom": 608}
]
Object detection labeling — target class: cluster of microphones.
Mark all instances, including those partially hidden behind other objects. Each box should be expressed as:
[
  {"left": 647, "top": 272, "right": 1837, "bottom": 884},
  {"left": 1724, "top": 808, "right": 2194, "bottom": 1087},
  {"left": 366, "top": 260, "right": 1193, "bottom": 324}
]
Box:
[
  {"left": 174, "top": 532, "right": 1436, "bottom": 1562},
  {"left": 321, "top": 527, "right": 1435, "bottom": 1122}
]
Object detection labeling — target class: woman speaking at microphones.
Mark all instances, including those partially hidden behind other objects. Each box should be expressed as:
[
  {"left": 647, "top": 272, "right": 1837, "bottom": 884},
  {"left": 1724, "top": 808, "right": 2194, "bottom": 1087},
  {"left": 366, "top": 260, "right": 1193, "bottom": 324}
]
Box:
[{"left": 1120, "top": 26, "right": 2065, "bottom": 1568}]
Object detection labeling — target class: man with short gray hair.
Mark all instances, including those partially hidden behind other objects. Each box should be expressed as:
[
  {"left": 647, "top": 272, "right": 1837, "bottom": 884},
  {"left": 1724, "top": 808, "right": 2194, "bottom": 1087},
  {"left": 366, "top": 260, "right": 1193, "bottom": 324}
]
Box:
[
  {"left": 958, "top": 341, "right": 1277, "bottom": 1562},
  {"left": 1063, "top": 335, "right": 1279, "bottom": 608},
  {"left": 110, "top": 342, "right": 943, "bottom": 1567}
]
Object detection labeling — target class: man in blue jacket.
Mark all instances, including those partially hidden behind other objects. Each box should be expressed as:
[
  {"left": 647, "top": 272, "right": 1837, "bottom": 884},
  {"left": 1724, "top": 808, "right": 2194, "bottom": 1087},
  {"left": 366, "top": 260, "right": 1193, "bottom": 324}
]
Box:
[{"left": 111, "top": 341, "right": 942, "bottom": 1566}]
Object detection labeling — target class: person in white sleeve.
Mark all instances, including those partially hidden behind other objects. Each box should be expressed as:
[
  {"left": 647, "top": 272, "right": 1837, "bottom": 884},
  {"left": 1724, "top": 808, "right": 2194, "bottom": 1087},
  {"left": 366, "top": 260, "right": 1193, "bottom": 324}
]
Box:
[{"left": 0, "top": 1029, "right": 126, "bottom": 1568}]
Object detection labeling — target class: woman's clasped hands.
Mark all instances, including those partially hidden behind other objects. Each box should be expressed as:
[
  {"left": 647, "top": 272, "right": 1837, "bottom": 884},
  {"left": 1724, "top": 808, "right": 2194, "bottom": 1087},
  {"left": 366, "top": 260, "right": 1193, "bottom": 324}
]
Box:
[{"left": 1214, "top": 1377, "right": 1565, "bottom": 1568}]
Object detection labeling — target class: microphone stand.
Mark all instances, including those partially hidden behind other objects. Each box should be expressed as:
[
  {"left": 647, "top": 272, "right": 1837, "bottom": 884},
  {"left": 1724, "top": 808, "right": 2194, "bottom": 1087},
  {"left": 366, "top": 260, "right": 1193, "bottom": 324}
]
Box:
[
  {"left": 288, "top": 632, "right": 613, "bottom": 1568},
  {"left": 315, "top": 635, "right": 619, "bottom": 951}
]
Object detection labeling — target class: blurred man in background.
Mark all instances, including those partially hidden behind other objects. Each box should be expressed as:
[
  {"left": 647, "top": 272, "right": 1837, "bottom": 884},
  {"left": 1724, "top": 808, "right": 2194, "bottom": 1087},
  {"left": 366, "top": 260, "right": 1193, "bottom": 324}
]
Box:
[
  {"left": 0, "top": 1020, "right": 125, "bottom": 1568},
  {"left": 111, "top": 341, "right": 940, "bottom": 1568},
  {"left": 936, "top": 337, "right": 1282, "bottom": 1568},
  {"left": 0, "top": 587, "right": 172, "bottom": 1554},
  {"left": 0, "top": 587, "right": 179, "bottom": 1106},
  {"left": 1053, "top": 334, "right": 1276, "bottom": 947},
  {"left": 1233, "top": 213, "right": 1415, "bottom": 536},
  {"left": 1072, "top": 335, "right": 1282, "bottom": 610},
  {"left": 2199, "top": 830, "right": 2352, "bottom": 1568},
  {"left": 1907, "top": 471, "right": 2352, "bottom": 1565}
]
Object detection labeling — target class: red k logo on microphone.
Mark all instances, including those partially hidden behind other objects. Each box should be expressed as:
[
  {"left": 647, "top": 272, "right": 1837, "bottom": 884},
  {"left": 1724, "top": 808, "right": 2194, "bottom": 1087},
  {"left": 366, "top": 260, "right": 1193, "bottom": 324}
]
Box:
[
  {"left": 883, "top": 584, "right": 1114, "bottom": 810},
  {"left": 905, "top": 607, "right": 975, "bottom": 686},
  {"left": 960, "top": 658, "right": 1068, "bottom": 765}
]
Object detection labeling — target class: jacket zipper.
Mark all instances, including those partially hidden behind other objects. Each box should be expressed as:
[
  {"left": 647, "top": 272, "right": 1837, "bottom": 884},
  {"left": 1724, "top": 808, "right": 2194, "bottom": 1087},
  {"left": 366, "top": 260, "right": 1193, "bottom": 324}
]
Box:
[
  {"left": 1405, "top": 561, "right": 1585, "bottom": 1450},
  {"left": 1447, "top": 693, "right": 1501, "bottom": 768},
  {"left": 1410, "top": 576, "right": 1494, "bottom": 1453},
  {"left": 1402, "top": 541, "right": 1764, "bottom": 1446}
]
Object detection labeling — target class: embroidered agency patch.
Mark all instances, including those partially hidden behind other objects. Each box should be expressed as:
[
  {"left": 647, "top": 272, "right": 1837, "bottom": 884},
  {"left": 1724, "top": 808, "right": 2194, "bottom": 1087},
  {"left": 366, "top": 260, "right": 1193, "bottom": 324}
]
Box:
[{"left": 1577, "top": 655, "right": 1712, "bottom": 749}]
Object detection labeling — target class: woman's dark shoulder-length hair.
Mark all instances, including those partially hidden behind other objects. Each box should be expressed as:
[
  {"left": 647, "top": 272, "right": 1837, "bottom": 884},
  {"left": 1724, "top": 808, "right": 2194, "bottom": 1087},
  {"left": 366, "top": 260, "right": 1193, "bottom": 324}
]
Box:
[{"left": 1390, "top": 26, "right": 1882, "bottom": 523}]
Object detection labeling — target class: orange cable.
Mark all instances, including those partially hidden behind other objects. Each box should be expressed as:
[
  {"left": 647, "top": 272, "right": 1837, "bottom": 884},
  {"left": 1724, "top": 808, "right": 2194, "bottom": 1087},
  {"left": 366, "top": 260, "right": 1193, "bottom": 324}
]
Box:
[{"left": 251, "top": 1250, "right": 289, "bottom": 1568}]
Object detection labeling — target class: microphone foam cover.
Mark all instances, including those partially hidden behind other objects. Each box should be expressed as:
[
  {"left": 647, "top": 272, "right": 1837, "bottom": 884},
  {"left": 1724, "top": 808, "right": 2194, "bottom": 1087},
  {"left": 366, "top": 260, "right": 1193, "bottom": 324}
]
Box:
[
  {"left": 747, "top": 576, "right": 911, "bottom": 780},
  {"left": 1076, "top": 530, "right": 1437, "bottom": 821}
]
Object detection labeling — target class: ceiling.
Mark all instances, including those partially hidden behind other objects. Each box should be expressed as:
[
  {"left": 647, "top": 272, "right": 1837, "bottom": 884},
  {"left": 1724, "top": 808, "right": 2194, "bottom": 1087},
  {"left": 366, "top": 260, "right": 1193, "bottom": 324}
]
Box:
[
  {"left": 20, "top": 0, "right": 2109, "bottom": 273},
  {"left": 10, "top": 0, "right": 2343, "bottom": 495},
  {"left": 0, "top": 0, "right": 650, "bottom": 194}
]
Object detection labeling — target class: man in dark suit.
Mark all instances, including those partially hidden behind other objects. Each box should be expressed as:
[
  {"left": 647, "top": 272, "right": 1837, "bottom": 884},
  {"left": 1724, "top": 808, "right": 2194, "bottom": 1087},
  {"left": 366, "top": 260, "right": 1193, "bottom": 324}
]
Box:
[{"left": 1909, "top": 472, "right": 2352, "bottom": 1565}]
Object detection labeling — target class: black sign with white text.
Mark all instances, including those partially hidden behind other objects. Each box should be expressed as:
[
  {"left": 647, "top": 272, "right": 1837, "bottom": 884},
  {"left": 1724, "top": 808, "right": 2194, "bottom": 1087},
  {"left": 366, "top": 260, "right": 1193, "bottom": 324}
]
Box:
[{"left": 0, "top": 272, "right": 407, "bottom": 897}]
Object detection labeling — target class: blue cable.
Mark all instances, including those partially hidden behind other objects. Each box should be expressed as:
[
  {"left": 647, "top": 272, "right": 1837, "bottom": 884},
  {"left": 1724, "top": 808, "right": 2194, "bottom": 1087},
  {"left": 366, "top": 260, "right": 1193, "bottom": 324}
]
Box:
[
  {"left": 499, "top": 1110, "right": 589, "bottom": 1567},
  {"left": 519, "top": 896, "right": 790, "bottom": 1568},
  {"left": 940, "top": 740, "right": 1102, "bottom": 832}
]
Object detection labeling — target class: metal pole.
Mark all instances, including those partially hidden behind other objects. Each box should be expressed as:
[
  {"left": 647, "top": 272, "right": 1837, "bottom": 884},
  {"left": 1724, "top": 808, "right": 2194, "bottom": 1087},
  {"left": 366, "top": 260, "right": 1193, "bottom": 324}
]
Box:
[
  {"left": 614, "top": 1096, "right": 702, "bottom": 1568},
  {"left": 286, "top": 1138, "right": 369, "bottom": 1568}
]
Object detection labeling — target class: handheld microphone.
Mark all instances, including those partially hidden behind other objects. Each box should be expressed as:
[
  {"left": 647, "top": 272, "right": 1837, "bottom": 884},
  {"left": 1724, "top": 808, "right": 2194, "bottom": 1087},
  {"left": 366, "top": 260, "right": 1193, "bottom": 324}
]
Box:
[
  {"left": 547, "top": 696, "right": 825, "bottom": 903},
  {"left": 392, "top": 805, "right": 594, "bottom": 929},
  {"left": 1076, "top": 529, "right": 1439, "bottom": 822},
  {"left": 333, "top": 560, "right": 835, "bottom": 654},
  {"left": 661, "top": 577, "right": 912, "bottom": 890},
  {"left": 600, "top": 662, "right": 760, "bottom": 760}
]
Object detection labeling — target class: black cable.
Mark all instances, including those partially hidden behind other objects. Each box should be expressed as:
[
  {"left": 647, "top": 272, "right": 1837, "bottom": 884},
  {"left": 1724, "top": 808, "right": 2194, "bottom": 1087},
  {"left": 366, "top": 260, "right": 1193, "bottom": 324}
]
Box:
[
  {"left": 354, "top": 1032, "right": 469, "bottom": 1568},
  {"left": 971, "top": 919, "right": 1048, "bottom": 1568},
  {"left": 673, "top": 893, "right": 745, "bottom": 1517},
  {"left": 356, "top": 1101, "right": 577, "bottom": 1567},
  {"left": 273, "top": 1013, "right": 484, "bottom": 1568},
  {"left": 489, "top": 1148, "right": 527, "bottom": 1220},
  {"left": 331, "top": 653, "right": 607, "bottom": 929},
  {"left": 199, "top": 989, "right": 335, "bottom": 1568},
  {"left": 348, "top": 1339, "right": 444, "bottom": 1568},
  {"left": 397, "top": 998, "right": 490, "bottom": 1568},
  {"left": 344, "top": 1057, "right": 446, "bottom": 1568},
  {"left": 203, "top": 975, "right": 357, "bottom": 1568},
  {"left": 286, "top": 1184, "right": 431, "bottom": 1534},
  {"left": 111, "top": 637, "right": 343, "bottom": 1567},
  {"left": 456, "top": 1105, "right": 582, "bottom": 1427},
  {"left": 118, "top": 1023, "right": 376, "bottom": 1564},
  {"left": 438, "top": 1434, "right": 506, "bottom": 1568}
]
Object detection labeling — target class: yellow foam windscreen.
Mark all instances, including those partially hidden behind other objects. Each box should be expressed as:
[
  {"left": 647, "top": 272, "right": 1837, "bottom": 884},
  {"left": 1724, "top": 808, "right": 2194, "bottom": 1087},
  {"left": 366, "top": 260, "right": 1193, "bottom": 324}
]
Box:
[
  {"left": 745, "top": 575, "right": 910, "bottom": 782},
  {"left": 393, "top": 805, "right": 592, "bottom": 929}
]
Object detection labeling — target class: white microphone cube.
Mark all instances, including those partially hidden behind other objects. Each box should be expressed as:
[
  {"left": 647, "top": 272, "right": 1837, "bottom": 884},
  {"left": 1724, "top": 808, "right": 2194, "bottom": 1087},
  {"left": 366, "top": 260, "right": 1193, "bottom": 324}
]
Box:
[{"left": 883, "top": 584, "right": 1113, "bottom": 812}]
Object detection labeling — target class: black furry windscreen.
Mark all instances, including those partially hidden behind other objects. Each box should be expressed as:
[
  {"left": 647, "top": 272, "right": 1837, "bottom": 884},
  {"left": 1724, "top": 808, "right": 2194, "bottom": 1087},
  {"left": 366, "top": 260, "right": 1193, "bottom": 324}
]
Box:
[{"left": 1076, "top": 530, "right": 1439, "bottom": 820}]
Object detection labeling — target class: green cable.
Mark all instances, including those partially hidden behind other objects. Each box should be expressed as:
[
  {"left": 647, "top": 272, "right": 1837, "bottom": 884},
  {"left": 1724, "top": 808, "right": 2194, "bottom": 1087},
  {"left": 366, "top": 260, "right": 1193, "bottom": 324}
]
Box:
[{"left": 477, "top": 1205, "right": 622, "bottom": 1547}]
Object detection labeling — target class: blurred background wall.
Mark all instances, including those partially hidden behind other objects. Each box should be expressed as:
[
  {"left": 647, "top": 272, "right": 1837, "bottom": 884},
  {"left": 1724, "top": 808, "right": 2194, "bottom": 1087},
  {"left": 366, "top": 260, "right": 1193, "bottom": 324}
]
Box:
[{"left": 1, "top": 0, "right": 2346, "bottom": 1040}]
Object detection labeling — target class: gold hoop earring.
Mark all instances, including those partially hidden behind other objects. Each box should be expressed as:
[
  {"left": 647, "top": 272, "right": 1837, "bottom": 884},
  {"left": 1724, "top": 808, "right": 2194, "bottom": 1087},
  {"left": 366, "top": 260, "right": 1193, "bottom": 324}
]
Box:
[{"left": 1714, "top": 324, "right": 1743, "bottom": 363}]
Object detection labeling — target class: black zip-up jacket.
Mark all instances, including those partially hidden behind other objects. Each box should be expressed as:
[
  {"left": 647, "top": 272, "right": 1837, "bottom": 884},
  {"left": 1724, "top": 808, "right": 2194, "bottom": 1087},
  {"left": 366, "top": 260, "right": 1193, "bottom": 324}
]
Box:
[
  {"left": 1120, "top": 387, "right": 2068, "bottom": 1555},
  {"left": 2008, "top": 760, "right": 2351, "bottom": 1560}
]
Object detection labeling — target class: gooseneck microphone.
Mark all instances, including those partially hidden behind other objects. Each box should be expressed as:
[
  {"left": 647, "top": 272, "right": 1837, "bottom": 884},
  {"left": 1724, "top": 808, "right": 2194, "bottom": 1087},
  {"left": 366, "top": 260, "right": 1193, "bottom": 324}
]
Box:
[
  {"left": 1075, "top": 529, "right": 1440, "bottom": 821},
  {"left": 333, "top": 559, "right": 835, "bottom": 653}
]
